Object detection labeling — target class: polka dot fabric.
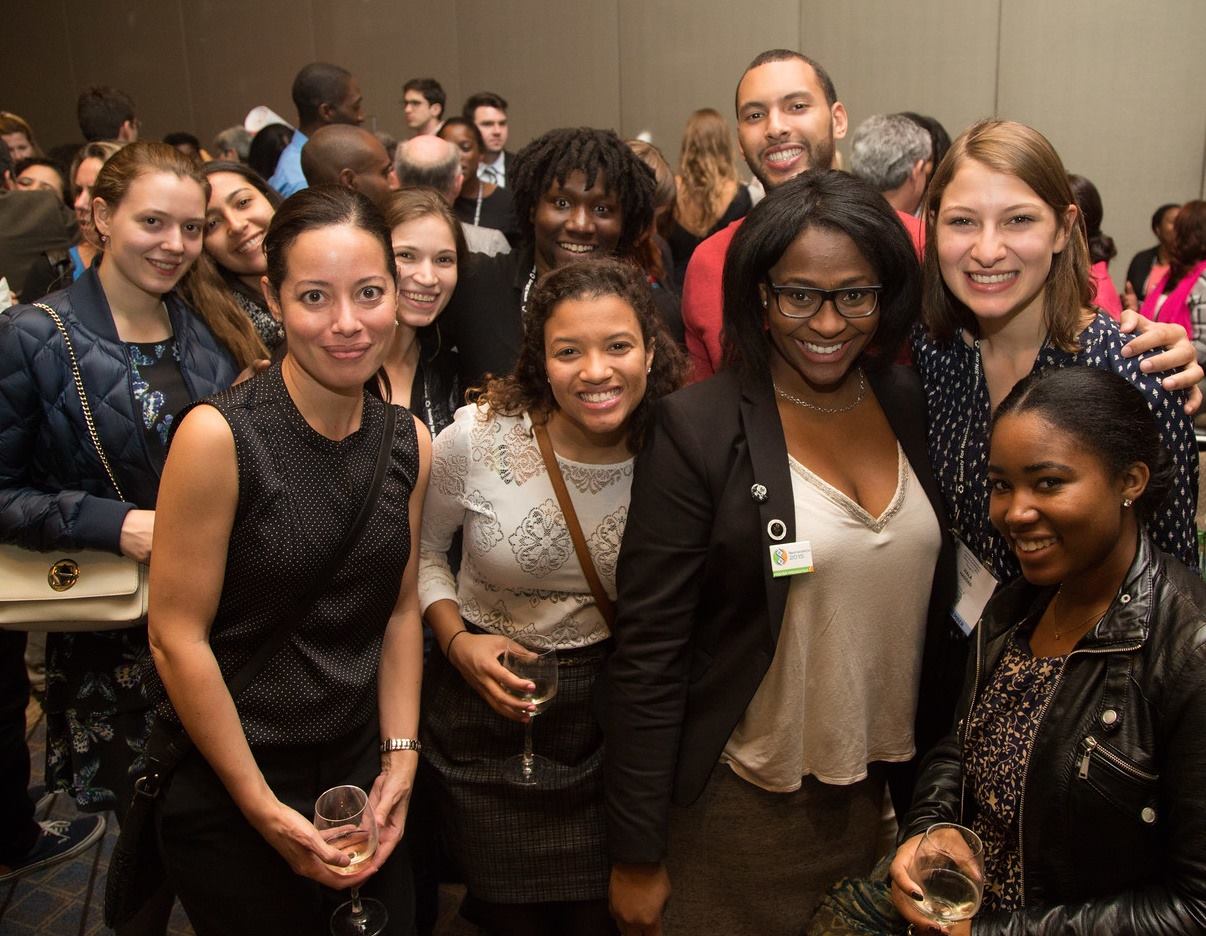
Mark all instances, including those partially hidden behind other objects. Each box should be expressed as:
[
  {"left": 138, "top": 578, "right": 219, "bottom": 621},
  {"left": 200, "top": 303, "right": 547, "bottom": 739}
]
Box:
[
  {"left": 913, "top": 314, "right": 1199, "bottom": 584},
  {"left": 150, "top": 364, "right": 419, "bottom": 746}
]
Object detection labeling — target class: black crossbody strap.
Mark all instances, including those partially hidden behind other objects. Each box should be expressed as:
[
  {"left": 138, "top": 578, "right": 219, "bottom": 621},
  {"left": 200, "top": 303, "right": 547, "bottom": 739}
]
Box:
[{"left": 150, "top": 403, "right": 399, "bottom": 771}]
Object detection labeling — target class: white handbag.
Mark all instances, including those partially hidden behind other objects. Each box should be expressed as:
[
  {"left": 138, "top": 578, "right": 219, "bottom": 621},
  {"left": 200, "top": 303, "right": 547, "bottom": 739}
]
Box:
[{"left": 0, "top": 302, "right": 148, "bottom": 632}]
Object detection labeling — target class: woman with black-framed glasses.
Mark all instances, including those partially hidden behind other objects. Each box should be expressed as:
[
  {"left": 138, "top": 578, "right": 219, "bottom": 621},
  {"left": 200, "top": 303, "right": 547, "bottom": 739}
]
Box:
[{"left": 605, "top": 169, "right": 962, "bottom": 936}]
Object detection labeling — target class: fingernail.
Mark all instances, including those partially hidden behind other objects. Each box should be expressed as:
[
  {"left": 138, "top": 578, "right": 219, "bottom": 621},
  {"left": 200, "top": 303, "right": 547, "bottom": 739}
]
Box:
[{"left": 911, "top": 889, "right": 924, "bottom": 900}]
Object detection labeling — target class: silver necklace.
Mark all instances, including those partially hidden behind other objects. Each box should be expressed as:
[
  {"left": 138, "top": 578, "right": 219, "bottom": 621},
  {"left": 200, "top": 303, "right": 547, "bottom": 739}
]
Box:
[
  {"left": 472, "top": 185, "right": 483, "bottom": 227},
  {"left": 773, "top": 369, "right": 866, "bottom": 414}
]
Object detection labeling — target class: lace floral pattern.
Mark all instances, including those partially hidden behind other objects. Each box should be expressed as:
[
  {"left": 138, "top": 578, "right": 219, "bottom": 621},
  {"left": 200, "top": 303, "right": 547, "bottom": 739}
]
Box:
[{"left": 419, "top": 406, "right": 633, "bottom": 647}]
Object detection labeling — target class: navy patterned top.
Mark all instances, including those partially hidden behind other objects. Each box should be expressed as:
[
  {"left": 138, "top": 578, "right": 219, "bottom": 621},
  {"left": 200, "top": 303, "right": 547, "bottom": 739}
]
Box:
[
  {"left": 126, "top": 338, "right": 189, "bottom": 464},
  {"left": 913, "top": 314, "right": 1199, "bottom": 583}
]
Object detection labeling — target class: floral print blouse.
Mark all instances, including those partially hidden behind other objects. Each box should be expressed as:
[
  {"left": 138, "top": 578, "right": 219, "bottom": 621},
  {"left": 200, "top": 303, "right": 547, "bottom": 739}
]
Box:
[{"left": 966, "top": 632, "right": 1066, "bottom": 912}]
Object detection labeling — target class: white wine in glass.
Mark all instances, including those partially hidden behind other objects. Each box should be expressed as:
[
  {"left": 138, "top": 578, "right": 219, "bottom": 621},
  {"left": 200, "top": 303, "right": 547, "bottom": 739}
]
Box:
[
  {"left": 314, "top": 784, "right": 386, "bottom": 936},
  {"left": 909, "top": 822, "right": 985, "bottom": 925},
  {"left": 501, "top": 637, "right": 559, "bottom": 786}
]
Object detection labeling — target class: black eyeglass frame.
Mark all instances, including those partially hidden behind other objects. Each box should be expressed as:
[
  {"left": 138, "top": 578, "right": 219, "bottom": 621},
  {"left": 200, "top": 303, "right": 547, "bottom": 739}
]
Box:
[{"left": 764, "top": 281, "right": 884, "bottom": 319}]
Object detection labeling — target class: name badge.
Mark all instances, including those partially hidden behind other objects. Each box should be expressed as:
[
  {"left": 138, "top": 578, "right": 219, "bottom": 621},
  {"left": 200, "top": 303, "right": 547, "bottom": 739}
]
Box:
[
  {"left": 951, "top": 536, "right": 998, "bottom": 635},
  {"left": 769, "top": 541, "right": 815, "bottom": 577}
]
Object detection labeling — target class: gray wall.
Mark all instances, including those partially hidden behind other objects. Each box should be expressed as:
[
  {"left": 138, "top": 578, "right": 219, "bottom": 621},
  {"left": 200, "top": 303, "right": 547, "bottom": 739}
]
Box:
[{"left": 4, "top": 0, "right": 1204, "bottom": 287}]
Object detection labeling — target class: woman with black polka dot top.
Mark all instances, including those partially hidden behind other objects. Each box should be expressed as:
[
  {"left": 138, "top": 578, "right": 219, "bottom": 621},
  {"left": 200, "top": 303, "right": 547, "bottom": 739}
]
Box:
[{"left": 146, "top": 186, "right": 431, "bottom": 935}]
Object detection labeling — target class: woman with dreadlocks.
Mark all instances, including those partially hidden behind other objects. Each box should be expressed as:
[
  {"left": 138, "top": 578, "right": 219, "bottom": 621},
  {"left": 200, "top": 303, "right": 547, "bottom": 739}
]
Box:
[{"left": 435, "top": 126, "right": 684, "bottom": 390}]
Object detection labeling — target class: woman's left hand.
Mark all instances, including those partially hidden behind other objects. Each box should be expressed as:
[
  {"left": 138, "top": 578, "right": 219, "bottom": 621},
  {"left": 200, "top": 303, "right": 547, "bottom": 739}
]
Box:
[
  {"left": 1119, "top": 312, "right": 1203, "bottom": 413},
  {"left": 366, "top": 759, "right": 415, "bottom": 869}
]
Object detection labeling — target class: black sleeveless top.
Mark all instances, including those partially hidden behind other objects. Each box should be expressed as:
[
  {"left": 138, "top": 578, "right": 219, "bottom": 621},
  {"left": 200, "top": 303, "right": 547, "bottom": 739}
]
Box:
[{"left": 153, "top": 363, "right": 419, "bottom": 746}]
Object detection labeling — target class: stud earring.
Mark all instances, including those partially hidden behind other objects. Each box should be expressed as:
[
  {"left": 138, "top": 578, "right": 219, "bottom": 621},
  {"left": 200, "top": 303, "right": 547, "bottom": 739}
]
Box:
[{"left": 1122, "top": 497, "right": 1133, "bottom": 508}]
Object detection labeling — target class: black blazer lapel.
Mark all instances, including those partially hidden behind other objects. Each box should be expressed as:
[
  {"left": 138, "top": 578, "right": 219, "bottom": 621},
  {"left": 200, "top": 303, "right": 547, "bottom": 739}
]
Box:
[{"left": 738, "top": 369, "right": 794, "bottom": 649}]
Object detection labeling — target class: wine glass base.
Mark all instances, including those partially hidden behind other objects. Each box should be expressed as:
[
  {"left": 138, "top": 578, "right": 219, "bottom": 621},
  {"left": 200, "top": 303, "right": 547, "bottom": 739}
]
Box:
[
  {"left": 331, "top": 896, "right": 388, "bottom": 936},
  {"left": 502, "top": 753, "right": 554, "bottom": 786}
]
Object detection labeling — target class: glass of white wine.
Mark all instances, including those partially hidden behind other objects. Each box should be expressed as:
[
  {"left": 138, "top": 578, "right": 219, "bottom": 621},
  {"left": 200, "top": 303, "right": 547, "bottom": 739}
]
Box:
[
  {"left": 909, "top": 822, "right": 985, "bottom": 927},
  {"left": 501, "top": 637, "right": 559, "bottom": 786},
  {"left": 314, "top": 784, "right": 386, "bottom": 936}
]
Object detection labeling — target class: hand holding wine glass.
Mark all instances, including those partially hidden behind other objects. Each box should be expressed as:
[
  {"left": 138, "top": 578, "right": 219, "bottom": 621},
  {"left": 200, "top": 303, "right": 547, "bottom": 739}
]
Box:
[
  {"left": 891, "top": 822, "right": 984, "bottom": 932},
  {"left": 314, "top": 784, "right": 387, "bottom": 936},
  {"left": 501, "top": 637, "right": 559, "bottom": 786}
]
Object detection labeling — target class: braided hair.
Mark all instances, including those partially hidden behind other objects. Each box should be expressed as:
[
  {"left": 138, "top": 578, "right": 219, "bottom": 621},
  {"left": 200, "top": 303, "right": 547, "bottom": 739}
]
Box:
[{"left": 510, "top": 127, "right": 655, "bottom": 260}]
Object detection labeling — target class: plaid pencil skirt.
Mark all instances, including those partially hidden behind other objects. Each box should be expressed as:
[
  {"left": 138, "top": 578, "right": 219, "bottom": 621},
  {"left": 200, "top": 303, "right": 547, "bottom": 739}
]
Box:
[{"left": 420, "top": 630, "right": 611, "bottom": 903}]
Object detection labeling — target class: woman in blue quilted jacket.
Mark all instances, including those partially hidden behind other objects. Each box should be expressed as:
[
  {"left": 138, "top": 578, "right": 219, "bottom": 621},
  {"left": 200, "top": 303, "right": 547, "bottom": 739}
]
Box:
[{"left": 0, "top": 142, "right": 235, "bottom": 864}]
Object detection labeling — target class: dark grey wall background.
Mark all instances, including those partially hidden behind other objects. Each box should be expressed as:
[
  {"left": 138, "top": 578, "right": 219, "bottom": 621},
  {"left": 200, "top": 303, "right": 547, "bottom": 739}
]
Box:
[{"left": 3, "top": 0, "right": 1203, "bottom": 284}]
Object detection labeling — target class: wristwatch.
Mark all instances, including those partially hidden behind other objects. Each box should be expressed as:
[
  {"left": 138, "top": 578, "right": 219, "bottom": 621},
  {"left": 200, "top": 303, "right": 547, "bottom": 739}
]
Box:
[{"left": 380, "top": 738, "right": 422, "bottom": 753}]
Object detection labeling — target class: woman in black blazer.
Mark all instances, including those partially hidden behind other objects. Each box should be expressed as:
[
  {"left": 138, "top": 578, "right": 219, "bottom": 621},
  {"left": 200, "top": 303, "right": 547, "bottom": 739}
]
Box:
[{"left": 604, "top": 170, "right": 962, "bottom": 936}]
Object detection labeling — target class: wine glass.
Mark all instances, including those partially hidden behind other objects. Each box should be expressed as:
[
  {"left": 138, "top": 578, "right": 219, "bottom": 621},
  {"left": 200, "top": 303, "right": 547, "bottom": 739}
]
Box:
[
  {"left": 501, "top": 637, "right": 559, "bottom": 786},
  {"left": 314, "top": 784, "right": 386, "bottom": 936},
  {"left": 909, "top": 822, "right": 985, "bottom": 926}
]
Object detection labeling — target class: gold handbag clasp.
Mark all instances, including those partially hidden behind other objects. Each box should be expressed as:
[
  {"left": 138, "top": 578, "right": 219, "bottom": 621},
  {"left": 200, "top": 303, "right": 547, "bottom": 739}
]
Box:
[{"left": 48, "top": 558, "right": 80, "bottom": 591}]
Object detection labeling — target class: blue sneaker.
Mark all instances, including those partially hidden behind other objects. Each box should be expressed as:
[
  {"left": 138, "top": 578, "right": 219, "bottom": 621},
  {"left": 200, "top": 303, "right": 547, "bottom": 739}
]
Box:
[
  {"left": 27, "top": 782, "right": 56, "bottom": 816},
  {"left": 0, "top": 816, "right": 106, "bottom": 882}
]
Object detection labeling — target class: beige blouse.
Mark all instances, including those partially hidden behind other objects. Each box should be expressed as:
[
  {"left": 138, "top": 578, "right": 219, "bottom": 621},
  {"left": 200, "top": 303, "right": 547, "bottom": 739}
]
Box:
[{"left": 723, "top": 446, "right": 941, "bottom": 792}]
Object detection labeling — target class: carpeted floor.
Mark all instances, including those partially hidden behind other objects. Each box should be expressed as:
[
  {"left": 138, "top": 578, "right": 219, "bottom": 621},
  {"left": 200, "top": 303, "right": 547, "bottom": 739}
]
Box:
[{"left": 3, "top": 692, "right": 477, "bottom": 935}]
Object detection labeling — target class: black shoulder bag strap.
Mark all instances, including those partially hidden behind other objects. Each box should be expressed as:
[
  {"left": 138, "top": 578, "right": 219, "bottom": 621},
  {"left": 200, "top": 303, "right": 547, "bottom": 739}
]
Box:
[{"left": 143, "top": 402, "right": 399, "bottom": 782}]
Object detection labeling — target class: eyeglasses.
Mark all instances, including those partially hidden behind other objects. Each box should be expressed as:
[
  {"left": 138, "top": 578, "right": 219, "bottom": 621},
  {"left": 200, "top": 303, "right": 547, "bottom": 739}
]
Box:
[{"left": 764, "top": 281, "right": 883, "bottom": 319}]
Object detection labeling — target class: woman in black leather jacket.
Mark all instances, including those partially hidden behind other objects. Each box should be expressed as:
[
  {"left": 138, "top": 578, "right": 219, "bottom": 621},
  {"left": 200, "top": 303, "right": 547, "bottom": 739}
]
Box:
[{"left": 890, "top": 365, "right": 1206, "bottom": 934}]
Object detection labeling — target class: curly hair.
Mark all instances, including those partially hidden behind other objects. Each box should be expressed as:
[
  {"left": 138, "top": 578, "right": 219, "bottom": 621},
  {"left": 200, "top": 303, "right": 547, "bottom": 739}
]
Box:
[
  {"left": 509, "top": 127, "right": 656, "bottom": 261},
  {"left": 471, "top": 258, "right": 686, "bottom": 452}
]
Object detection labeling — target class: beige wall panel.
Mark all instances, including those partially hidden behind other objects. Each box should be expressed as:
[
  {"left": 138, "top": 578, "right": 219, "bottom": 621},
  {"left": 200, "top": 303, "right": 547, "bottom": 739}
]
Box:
[
  {"left": 800, "top": 0, "right": 1000, "bottom": 168},
  {"left": 63, "top": 0, "right": 195, "bottom": 141},
  {"left": 3, "top": 1, "right": 81, "bottom": 148},
  {"left": 180, "top": 0, "right": 315, "bottom": 147},
  {"left": 313, "top": 0, "right": 461, "bottom": 141},
  {"left": 616, "top": 0, "right": 800, "bottom": 169},
  {"left": 454, "top": 0, "right": 622, "bottom": 153},
  {"left": 996, "top": 0, "right": 1206, "bottom": 292}
]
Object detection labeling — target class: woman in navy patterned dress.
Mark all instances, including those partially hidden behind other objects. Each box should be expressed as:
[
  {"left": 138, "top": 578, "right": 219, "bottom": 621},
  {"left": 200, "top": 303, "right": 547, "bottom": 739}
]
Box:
[{"left": 912, "top": 120, "right": 1199, "bottom": 589}]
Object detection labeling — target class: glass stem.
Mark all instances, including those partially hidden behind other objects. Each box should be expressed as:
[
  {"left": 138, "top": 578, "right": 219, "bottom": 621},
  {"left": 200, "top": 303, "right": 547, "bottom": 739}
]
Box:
[
  {"left": 350, "top": 886, "right": 364, "bottom": 918},
  {"left": 522, "top": 717, "right": 535, "bottom": 777}
]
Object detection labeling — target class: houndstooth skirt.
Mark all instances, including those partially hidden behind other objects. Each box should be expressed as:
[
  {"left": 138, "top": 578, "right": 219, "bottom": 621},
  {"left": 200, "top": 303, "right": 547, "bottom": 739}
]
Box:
[{"left": 420, "top": 628, "right": 611, "bottom": 903}]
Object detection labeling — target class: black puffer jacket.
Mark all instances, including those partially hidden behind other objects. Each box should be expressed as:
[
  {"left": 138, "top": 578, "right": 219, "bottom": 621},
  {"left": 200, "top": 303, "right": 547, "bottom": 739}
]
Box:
[
  {"left": 0, "top": 267, "right": 236, "bottom": 553},
  {"left": 903, "top": 534, "right": 1206, "bottom": 934}
]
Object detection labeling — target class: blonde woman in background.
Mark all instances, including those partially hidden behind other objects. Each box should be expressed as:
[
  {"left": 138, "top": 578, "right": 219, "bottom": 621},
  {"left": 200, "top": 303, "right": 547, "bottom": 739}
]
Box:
[{"left": 668, "top": 108, "right": 752, "bottom": 285}]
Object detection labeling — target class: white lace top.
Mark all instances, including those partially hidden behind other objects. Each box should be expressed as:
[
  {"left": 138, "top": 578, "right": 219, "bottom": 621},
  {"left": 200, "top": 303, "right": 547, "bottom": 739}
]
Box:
[{"left": 418, "top": 405, "right": 632, "bottom": 648}]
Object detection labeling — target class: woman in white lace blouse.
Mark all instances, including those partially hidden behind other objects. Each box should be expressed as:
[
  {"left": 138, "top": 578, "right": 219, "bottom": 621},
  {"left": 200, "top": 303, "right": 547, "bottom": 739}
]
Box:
[{"left": 418, "top": 259, "right": 686, "bottom": 934}]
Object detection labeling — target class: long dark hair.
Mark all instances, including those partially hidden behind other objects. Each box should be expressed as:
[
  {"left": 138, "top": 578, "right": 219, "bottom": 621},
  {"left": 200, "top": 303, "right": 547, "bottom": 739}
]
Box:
[
  {"left": 722, "top": 168, "right": 920, "bottom": 377},
  {"left": 1067, "top": 173, "right": 1116, "bottom": 266},
  {"left": 992, "top": 366, "right": 1173, "bottom": 524},
  {"left": 472, "top": 258, "right": 686, "bottom": 452},
  {"left": 1169, "top": 200, "right": 1206, "bottom": 288},
  {"left": 176, "top": 160, "right": 282, "bottom": 367}
]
